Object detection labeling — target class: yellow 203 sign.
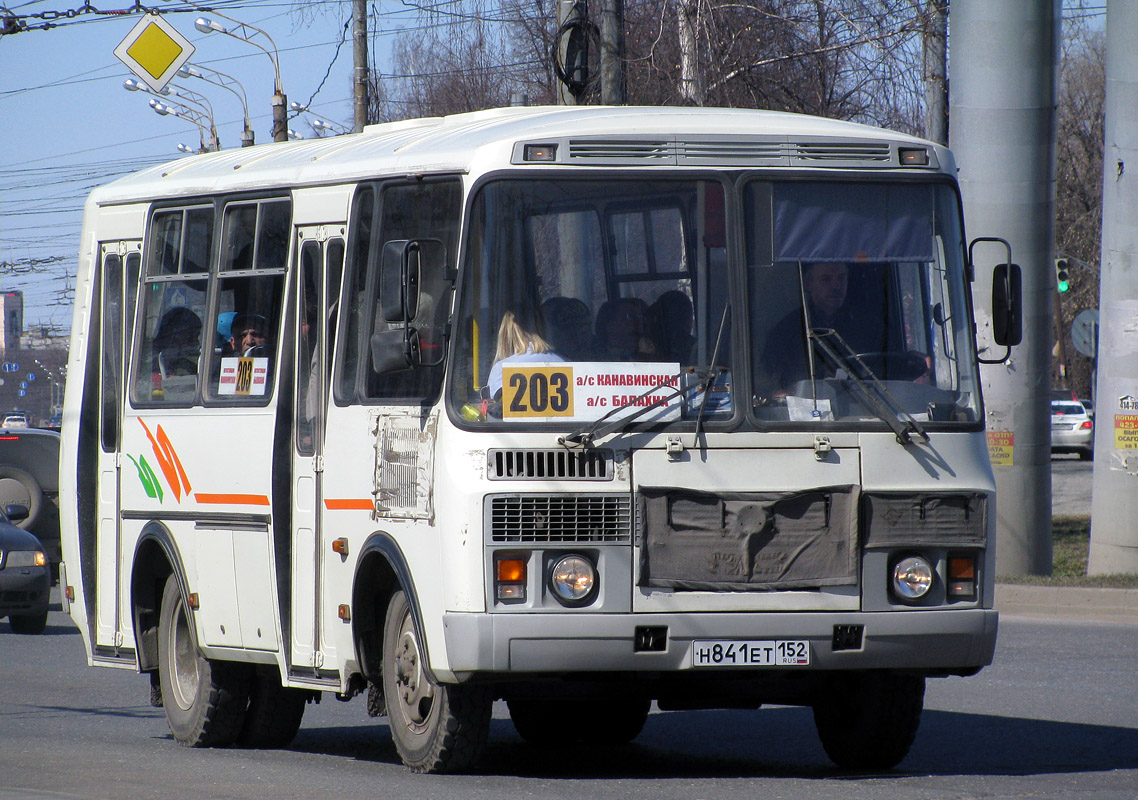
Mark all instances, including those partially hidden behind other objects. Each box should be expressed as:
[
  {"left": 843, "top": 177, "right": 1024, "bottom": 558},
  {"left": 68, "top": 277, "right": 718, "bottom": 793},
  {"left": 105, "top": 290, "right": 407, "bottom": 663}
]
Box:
[{"left": 502, "top": 365, "right": 575, "bottom": 418}]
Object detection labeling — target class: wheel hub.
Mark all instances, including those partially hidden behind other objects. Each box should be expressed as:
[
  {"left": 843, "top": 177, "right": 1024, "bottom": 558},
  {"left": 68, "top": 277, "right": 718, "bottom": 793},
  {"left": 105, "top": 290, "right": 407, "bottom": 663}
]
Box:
[{"left": 393, "top": 615, "right": 434, "bottom": 728}]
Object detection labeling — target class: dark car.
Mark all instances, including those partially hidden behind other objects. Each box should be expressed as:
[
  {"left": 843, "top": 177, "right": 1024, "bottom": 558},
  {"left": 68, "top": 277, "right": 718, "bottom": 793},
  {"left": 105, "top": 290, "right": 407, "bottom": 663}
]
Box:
[
  {"left": 0, "top": 503, "right": 50, "bottom": 634},
  {"left": 0, "top": 427, "right": 61, "bottom": 578}
]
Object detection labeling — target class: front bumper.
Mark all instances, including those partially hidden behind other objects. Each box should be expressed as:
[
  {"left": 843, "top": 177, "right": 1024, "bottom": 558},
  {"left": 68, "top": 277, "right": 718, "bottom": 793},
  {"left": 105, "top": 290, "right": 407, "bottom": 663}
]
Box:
[
  {"left": 0, "top": 566, "right": 51, "bottom": 617},
  {"left": 442, "top": 608, "right": 998, "bottom": 676}
]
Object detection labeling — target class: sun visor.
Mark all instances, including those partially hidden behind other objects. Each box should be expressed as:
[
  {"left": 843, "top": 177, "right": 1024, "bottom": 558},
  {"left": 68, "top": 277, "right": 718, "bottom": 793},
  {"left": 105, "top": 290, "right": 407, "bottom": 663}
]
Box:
[{"left": 773, "top": 182, "right": 935, "bottom": 263}]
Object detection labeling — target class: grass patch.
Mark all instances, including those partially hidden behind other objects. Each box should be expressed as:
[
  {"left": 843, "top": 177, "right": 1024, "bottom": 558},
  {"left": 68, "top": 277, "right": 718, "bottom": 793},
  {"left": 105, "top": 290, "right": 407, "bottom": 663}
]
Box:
[{"left": 997, "top": 515, "right": 1138, "bottom": 588}]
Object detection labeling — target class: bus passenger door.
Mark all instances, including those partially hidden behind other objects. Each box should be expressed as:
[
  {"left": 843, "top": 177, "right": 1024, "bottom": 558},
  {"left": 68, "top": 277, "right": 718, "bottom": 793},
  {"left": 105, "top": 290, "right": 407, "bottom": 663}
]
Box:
[
  {"left": 290, "top": 228, "right": 344, "bottom": 672},
  {"left": 94, "top": 241, "right": 141, "bottom": 651}
]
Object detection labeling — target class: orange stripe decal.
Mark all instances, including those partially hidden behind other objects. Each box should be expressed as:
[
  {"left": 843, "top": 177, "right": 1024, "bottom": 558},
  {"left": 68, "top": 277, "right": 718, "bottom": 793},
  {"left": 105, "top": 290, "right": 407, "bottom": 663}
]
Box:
[
  {"left": 324, "top": 498, "right": 374, "bottom": 511},
  {"left": 195, "top": 493, "right": 272, "bottom": 506}
]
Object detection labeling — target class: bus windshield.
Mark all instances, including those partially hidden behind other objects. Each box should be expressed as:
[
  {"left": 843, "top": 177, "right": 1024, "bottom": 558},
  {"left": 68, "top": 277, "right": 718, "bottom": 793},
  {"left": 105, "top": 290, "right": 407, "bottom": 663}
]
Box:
[{"left": 449, "top": 176, "right": 980, "bottom": 430}]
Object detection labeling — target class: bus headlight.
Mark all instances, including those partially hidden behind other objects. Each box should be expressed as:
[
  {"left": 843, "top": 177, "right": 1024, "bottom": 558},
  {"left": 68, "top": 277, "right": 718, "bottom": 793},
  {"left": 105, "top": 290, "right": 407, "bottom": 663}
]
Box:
[
  {"left": 549, "top": 554, "right": 597, "bottom": 605},
  {"left": 891, "top": 555, "right": 933, "bottom": 601}
]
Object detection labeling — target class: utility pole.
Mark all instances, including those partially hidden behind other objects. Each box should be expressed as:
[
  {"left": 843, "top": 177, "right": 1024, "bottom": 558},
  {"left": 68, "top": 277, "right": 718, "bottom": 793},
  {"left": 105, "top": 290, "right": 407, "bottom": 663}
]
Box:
[
  {"left": 353, "top": 0, "right": 368, "bottom": 132},
  {"left": 950, "top": 0, "right": 1060, "bottom": 575},
  {"left": 1089, "top": 0, "right": 1138, "bottom": 575},
  {"left": 598, "top": 0, "right": 626, "bottom": 104}
]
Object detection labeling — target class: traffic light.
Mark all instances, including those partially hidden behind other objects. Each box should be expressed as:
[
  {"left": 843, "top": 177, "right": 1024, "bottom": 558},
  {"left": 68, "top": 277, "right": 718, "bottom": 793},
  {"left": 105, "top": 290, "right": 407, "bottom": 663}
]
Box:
[{"left": 1055, "top": 258, "right": 1070, "bottom": 293}]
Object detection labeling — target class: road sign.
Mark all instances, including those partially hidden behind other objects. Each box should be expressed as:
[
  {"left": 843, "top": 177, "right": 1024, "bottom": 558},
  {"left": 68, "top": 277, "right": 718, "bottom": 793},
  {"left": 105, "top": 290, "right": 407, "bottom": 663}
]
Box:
[
  {"left": 1072, "top": 309, "right": 1099, "bottom": 358},
  {"left": 25, "top": 373, "right": 34, "bottom": 381},
  {"left": 113, "top": 14, "right": 195, "bottom": 94},
  {"left": 2, "top": 362, "right": 18, "bottom": 373}
]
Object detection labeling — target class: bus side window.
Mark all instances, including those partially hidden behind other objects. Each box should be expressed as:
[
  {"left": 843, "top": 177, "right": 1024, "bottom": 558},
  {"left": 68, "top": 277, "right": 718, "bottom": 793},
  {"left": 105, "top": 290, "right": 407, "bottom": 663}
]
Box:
[
  {"left": 206, "top": 198, "right": 290, "bottom": 402},
  {"left": 132, "top": 206, "right": 212, "bottom": 406},
  {"left": 342, "top": 179, "right": 460, "bottom": 404}
]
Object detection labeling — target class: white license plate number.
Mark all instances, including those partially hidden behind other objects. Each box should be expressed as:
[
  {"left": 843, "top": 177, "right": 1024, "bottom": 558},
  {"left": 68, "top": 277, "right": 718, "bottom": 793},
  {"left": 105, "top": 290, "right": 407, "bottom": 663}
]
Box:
[{"left": 690, "top": 640, "right": 810, "bottom": 667}]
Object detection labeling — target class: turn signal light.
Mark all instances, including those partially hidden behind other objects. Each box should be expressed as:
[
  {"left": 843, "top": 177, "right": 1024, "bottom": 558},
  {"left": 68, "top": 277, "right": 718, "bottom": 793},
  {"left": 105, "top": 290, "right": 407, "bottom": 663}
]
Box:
[
  {"left": 496, "top": 557, "right": 527, "bottom": 602},
  {"left": 338, "top": 604, "right": 351, "bottom": 621},
  {"left": 332, "top": 538, "right": 349, "bottom": 555},
  {"left": 947, "top": 555, "right": 977, "bottom": 599}
]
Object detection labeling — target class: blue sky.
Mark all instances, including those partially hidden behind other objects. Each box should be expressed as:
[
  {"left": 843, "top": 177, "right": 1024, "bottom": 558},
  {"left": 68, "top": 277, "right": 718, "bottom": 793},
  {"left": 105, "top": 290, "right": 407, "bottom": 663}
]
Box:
[{"left": 0, "top": 0, "right": 413, "bottom": 334}]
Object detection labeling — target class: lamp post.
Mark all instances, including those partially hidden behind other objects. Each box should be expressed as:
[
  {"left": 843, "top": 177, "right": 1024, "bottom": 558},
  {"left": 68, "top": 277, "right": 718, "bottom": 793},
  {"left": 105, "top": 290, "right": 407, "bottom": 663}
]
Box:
[
  {"left": 151, "top": 99, "right": 220, "bottom": 152},
  {"left": 125, "top": 78, "right": 221, "bottom": 150},
  {"left": 177, "top": 64, "right": 254, "bottom": 147},
  {"left": 290, "top": 101, "right": 348, "bottom": 137},
  {"left": 195, "top": 14, "right": 286, "bottom": 143}
]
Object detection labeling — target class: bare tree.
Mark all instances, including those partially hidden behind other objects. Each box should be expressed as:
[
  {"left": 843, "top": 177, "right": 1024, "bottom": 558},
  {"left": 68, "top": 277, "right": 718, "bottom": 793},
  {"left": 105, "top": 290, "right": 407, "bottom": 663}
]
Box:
[{"left": 1053, "top": 21, "right": 1105, "bottom": 398}]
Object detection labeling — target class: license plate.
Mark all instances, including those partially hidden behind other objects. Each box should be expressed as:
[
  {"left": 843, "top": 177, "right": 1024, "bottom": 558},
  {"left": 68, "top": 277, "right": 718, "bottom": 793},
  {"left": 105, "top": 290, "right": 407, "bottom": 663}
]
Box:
[{"left": 690, "top": 639, "right": 811, "bottom": 667}]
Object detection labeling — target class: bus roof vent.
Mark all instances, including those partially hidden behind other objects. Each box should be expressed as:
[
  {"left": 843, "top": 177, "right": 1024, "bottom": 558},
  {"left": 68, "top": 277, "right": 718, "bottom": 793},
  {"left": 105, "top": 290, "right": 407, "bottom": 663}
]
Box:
[
  {"left": 793, "top": 141, "right": 892, "bottom": 164},
  {"left": 677, "top": 139, "right": 786, "bottom": 165},
  {"left": 567, "top": 139, "right": 674, "bottom": 162},
  {"left": 487, "top": 449, "right": 613, "bottom": 481}
]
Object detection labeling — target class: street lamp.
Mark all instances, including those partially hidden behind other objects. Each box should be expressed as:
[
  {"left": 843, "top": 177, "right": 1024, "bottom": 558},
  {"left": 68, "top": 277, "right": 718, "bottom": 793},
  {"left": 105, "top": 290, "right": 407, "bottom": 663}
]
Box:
[
  {"left": 125, "top": 78, "right": 220, "bottom": 150},
  {"left": 178, "top": 64, "right": 254, "bottom": 147},
  {"left": 194, "top": 13, "right": 286, "bottom": 143},
  {"left": 286, "top": 129, "right": 305, "bottom": 140},
  {"left": 150, "top": 99, "right": 220, "bottom": 152}
]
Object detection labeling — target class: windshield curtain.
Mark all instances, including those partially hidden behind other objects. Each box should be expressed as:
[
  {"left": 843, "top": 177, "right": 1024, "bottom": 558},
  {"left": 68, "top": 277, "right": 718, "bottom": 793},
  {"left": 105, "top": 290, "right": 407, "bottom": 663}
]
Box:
[
  {"left": 450, "top": 177, "right": 732, "bottom": 426},
  {"left": 748, "top": 180, "right": 980, "bottom": 425}
]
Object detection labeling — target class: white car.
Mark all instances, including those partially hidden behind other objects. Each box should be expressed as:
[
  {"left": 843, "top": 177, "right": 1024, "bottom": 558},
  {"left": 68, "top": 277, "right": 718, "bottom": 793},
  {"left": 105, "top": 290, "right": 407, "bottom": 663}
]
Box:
[
  {"left": 1050, "top": 399, "right": 1094, "bottom": 460},
  {"left": 1, "top": 414, "right": 28, "bottom": 429}
]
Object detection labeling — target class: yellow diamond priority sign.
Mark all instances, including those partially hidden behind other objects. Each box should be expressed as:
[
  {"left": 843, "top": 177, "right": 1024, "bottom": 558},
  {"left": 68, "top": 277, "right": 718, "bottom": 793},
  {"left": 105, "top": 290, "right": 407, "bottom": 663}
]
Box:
[{"left": 113, "top": 14, "right": 195, "bottom": 94}]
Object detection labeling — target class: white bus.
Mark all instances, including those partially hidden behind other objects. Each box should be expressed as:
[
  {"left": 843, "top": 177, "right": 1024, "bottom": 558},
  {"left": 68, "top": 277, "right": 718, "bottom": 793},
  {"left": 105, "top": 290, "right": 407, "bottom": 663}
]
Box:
[{"left": 60, "top": 105, "right": 1020, "bottom": 773}]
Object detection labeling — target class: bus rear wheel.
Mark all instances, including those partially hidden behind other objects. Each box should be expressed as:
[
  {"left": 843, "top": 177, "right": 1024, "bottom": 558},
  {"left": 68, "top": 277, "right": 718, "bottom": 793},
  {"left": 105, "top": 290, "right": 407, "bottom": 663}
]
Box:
[
  {"left": 381, "top": 589, "right": 491, "bottom": 773},
  {"left": 237, "top": 670, "right": 308, "bottom": 748},
  {"left": 812, "top": 671, "right": 925, "bottom": 770},
  {"left": 158, "top": 574, "right": 250, "bottom": 747}
]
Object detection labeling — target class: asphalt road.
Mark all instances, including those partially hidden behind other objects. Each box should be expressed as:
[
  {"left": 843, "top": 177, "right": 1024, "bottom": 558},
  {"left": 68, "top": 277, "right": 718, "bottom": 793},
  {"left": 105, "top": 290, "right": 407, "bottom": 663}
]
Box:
[
  {"left": 1051, "top": 453, "right": 1092, "bottom": 516},
  {"left": 2, "top": 598, "right": 1136, "bottom": 800}
]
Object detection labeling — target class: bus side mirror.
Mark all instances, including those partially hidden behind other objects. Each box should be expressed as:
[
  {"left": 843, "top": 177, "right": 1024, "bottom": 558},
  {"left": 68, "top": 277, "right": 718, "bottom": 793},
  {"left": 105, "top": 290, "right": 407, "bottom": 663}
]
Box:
[
  {"left": 992, "top": 263, "right": 1022, "bottom": 347},
  {"left": 380, "top": 240, "right": 421, "bottom": 323},
  {"left": 370, "top": 327, "right": 421, "bottom": 374}
]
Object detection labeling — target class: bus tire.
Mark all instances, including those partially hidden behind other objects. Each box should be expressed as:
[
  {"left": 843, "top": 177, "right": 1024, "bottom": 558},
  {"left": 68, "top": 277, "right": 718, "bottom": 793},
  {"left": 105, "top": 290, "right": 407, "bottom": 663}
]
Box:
[
  {"left": 812, "top": 672, "right": 925, "bottom": 771},
  {"left": 237, "top": 671, "right": 308, "bottom": 748},
  {"left": 158, "top": 574, "right": 250, "bottom": 747},
  {"left": 381, "top": 589, "right": 491, "bottom": 773},
  {"left": 508, "top": 696, "right": 650, "bottom": 745},
  {"left": 0, "top": 465, "right": 43, "bottom": 529}
]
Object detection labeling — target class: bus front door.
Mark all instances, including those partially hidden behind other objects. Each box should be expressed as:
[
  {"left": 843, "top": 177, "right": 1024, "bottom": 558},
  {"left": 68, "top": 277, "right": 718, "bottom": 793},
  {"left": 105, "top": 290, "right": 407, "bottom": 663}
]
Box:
[
  {"left": 94, "top": 241, "right": 141, "bottom": 653},
  {"left": 290, "top": 229, "right": 344, "bottom": 675}
]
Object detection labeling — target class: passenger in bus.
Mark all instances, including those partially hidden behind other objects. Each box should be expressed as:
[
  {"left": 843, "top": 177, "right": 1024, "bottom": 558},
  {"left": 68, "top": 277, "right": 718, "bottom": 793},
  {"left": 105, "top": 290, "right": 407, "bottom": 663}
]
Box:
[
  {"left": 229, "top": 312, "right": 271, "bottom": 357},
  {"left": 153, "top": 307, "right": 203, "bottom": 379},
  {"left": 762, "top": 261, "right": 873, "bottom": 392},
  {"left": 649, "top": 290, "right": 695, "bottom": 364},
  {"left": 541, "top": 296, "right": 594, "bottom": 361},
  {"left": 594, "top": 297, "right": 656, "bottom": 361},
  {"left": 487, "top": 310, "right": 566, "bottom": 398}
]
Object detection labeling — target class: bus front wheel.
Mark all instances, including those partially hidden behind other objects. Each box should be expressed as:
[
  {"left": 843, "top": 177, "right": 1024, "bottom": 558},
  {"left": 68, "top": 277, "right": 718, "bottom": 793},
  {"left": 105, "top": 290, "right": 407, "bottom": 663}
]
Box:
[
  {"left": 158, "top": 574, "right": 250, "bottom": 747},
  {"left": 812, "top": 671, "right": 925, "bottom": 770},
  {"left": 381, "top": 589, "right": 491, "bottom": 773}
]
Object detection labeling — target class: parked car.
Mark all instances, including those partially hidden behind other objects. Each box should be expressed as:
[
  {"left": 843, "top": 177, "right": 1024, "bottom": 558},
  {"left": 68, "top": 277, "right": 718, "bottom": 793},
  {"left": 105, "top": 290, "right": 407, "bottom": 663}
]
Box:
[
  {"left": 0, "top": 503, "right": 50, "bottom": 634},
  {"left": 0, "top": 427, "right": 61, "bottom": 578},
  {"left": 1051, "top": 399, "right": 1094, "bottom": 460},
  {"left": 1, "top": 413, "right": 29, "bottom": 429}
]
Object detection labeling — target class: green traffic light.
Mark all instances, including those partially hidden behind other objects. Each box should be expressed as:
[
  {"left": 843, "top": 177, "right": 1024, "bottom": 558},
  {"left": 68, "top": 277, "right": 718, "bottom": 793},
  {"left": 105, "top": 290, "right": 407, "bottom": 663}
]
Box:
[{"left": 1058, "top": 279, "right": 1069, "bottom": 293}]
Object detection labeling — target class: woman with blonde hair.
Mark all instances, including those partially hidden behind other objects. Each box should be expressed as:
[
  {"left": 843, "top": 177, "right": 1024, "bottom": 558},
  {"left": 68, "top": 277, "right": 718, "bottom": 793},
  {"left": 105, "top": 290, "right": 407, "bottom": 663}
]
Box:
[{"left": 487, "top": 309, "right": 565, "bottom": 397}]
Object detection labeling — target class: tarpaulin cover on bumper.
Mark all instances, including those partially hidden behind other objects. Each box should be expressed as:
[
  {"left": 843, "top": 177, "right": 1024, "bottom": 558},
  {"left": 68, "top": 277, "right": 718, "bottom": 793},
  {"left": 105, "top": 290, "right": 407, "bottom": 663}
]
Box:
[{"left": 639, "top": 485, "right": 859, "bottom": 591}]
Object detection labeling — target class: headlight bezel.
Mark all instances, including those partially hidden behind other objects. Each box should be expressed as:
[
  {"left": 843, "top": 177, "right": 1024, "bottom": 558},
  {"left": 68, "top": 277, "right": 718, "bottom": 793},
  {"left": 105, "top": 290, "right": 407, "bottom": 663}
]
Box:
[
  {"left": 548, "top": 553, "right": 598, "bottom": 607},
  {"left": 890, "top": 554, "right": 935, "bottom": 602}
]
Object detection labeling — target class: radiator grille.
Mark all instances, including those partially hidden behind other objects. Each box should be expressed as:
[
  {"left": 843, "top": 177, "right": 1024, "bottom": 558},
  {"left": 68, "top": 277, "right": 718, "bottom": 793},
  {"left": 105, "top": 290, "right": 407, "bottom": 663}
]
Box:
[
  {"left": 488, "top": 449, "right": 612, "bottom": 481},
  {"left": 489, "top": 494, "right": 632, "bottom": 543},
  {"left": 568, "top": 139, "right": 672, "bottom": 160}
]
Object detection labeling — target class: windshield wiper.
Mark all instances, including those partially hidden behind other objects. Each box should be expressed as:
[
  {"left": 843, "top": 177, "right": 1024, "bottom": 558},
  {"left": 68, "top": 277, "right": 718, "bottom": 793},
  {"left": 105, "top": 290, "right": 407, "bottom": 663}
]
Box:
[
  {"left": 809, "top": 328, "right": 930, "bottom": 446},
  {"left": 559, "top": 371, "right": 688, "bottom": 449}
]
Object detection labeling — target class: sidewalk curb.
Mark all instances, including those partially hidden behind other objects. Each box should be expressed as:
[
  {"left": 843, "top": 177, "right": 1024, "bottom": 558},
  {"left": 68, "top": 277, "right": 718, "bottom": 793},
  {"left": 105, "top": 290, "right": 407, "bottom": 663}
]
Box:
[{"left": 996, "top": 584, "right": 1138, "bottom": 625}]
